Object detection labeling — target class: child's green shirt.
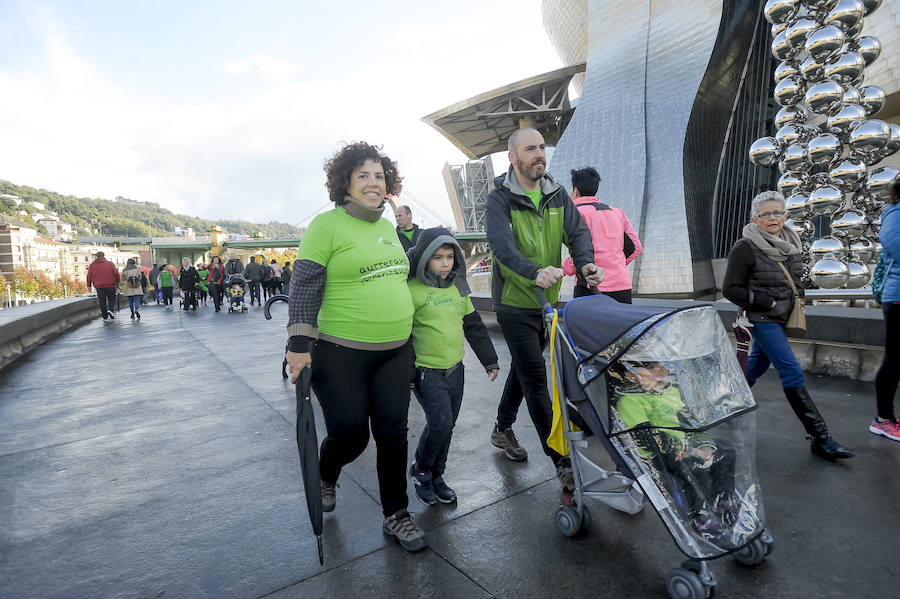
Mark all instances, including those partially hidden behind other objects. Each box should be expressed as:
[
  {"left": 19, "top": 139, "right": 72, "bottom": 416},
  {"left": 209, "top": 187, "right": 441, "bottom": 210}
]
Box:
[{"left": 408, "top": 278, "right": 475, "bottom": 369}]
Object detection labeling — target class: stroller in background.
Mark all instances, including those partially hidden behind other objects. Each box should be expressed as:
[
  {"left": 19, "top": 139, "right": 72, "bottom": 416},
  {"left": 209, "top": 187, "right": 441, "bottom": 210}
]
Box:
[
  {"left": 226, "top": 273, "right": 248, "bottom": 313},
  {"left": 179, "top": 285, "right": 199, "bottom": 311},
  {"left": 542, "top": 291, "right": 772, "bottom": 599}
]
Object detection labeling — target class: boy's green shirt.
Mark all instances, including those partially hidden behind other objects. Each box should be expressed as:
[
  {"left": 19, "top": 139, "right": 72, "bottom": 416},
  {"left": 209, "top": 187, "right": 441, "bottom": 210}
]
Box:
[{"left": 408, "top": 278, "right": 475, "bottom": 369}]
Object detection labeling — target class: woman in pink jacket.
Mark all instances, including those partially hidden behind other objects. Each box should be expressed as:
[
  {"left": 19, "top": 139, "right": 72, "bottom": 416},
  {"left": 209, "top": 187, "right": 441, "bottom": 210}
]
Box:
[{"left": 562, "top": 167, "right": 642, "bottom": 303}]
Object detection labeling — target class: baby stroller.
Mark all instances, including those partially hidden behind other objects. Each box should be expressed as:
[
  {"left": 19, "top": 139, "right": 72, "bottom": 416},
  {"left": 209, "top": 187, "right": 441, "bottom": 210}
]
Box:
[
  {"left": 226, "top": 273, "right": 248, "bottom": 313},
  {"left": 179, "top": 284, "right": 199, "bottom": 311},
  {"left": 542, "top": 291, "right": 772, "bottom": 599}
]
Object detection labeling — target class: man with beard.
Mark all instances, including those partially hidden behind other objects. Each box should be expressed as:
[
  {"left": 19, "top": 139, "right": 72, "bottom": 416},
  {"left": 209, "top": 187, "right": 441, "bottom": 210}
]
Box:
[{"left": 485, "top": 127, "right": 603, "bottom": 495}]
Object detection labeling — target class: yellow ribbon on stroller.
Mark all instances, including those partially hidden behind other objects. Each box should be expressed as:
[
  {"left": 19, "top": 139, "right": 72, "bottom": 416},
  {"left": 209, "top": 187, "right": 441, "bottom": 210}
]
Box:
[{"left": 547, "top": 307, "right": 580, "bottom": 456}]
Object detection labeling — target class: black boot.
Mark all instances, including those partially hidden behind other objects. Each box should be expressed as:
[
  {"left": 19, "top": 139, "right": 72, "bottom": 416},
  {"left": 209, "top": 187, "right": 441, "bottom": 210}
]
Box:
[{"left": 784, "top": 387, "right": 854, "bottom": 460}]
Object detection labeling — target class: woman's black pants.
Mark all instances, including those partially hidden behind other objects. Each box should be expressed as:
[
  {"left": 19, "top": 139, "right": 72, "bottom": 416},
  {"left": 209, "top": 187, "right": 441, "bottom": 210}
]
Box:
[
  {"left": 312, "top": 339, "right": 413, "bottom": 516},
  {"left": 875, "top": 303, "right": 900, "bottom": 420}
]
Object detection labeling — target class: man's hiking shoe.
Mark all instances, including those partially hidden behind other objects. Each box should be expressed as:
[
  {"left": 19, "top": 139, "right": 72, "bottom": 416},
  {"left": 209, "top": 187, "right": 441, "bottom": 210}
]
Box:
[
  {"left": 321, "top": 481, "right": 337, "bottom": 512},
  {"left": 432, "top": 477, "right": 457, "bottom": 503},
  {"left": 383, "top": 510, "right": 426, "bottom": 552},
  {"left": 491, "top": 427, "right": 528, "bottom": 461},
  {"left": 409, "top": 462, "right": 437, "bottom": 505},
  {"left": 556, "top": 456, "right": 575, "bottom": 493}
]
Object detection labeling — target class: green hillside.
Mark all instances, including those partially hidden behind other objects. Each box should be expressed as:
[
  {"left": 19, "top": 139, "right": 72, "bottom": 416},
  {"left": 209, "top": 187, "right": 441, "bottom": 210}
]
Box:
[{"left": 0, "top": 180, "right": 304, "bottom": 238}]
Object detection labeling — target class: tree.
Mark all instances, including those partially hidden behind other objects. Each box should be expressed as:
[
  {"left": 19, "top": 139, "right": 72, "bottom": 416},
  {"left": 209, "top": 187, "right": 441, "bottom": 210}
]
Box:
[{"left": 12, "top": 266, "right": 39, "bottom": 299}]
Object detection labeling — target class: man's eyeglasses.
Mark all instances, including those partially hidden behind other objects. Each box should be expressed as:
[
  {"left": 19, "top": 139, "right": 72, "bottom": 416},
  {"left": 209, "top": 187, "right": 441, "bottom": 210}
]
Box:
[{"left": 756, "top": 210, "right": 786, "bottom": 219}]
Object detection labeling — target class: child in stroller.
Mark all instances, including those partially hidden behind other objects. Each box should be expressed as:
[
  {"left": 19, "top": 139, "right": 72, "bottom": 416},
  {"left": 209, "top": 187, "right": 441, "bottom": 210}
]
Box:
[
  {"left": 226, "top": 273, "right": 248, "bottom": 313},
  {"left": 610, "top": 360, "right": 738, "bottom": 546}
]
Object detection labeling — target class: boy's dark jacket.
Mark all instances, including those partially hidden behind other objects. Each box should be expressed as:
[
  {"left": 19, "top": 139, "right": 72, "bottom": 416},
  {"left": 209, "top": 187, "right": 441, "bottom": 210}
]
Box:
[{"left": 407, "top": 228, "right": 499, "bottom": 372}]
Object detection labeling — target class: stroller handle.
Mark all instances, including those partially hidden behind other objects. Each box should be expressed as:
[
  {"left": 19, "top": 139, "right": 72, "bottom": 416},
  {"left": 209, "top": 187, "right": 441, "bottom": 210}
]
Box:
[
  {"left": 263, "top": 294, "right": 289, "bottom": 320},
  {"left": 536, "top": 288, "right": 552, "bottom": 314}
]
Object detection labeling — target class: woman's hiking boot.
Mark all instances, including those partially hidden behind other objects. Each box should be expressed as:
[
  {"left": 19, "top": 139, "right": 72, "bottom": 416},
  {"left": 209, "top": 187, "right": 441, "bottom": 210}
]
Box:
[
  {"left": 784, "top": 387, "right": 853, "bottom": 460},
  {"left": 383, "top": 510, "right": 426, "bottom": 552},
  {"left": 491, "top": 426, "right": 528, "bottom": 461}
]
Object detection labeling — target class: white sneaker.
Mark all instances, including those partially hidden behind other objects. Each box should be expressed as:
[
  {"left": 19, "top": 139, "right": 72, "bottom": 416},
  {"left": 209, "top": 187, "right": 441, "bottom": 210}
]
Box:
[{"left": 107, "top": 310, "right": 116, "bottom": 319}]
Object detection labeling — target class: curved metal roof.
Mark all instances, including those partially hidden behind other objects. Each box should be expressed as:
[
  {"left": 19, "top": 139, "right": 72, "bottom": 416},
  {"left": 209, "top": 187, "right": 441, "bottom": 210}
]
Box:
[{"left": 421, "top": 63, "right": 586, "bottom": 159}]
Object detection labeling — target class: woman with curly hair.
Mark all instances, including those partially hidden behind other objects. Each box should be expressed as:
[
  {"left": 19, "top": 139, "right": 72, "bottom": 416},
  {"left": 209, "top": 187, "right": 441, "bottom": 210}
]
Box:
[{"left": 284, "top": 141, "right": 424, "bottom": 552}]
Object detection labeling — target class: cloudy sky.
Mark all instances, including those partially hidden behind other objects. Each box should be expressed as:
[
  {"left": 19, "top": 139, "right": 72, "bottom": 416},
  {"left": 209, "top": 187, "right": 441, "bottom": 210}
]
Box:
[{"left": 0, "top": 0, "right": 564, "bottom": 229}]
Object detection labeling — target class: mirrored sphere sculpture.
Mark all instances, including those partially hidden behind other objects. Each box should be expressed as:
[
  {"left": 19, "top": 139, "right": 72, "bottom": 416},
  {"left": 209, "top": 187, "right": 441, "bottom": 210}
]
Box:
[
  {"left": 868, "top": 212, "right": 882, "bottom": 238},
  {"left": 826, "top": 102, "right": 867, "bottom": 138},
  {"left": 772, "top": 31, "right": 794, "bottom": 60},
  {"left": 850, "top": 237, "right": 876, "bottom": 262},
  {"left": 828, "top": 158, "right": 867, "bottom": 192},
  {"left": 778, "top": 172, "right": 807, "bottom": 197},
  {"left": 803, "top": 0, "right": 840, "bottom": 12},
  {"left": 866, "top": 167, "right": 900, "bottom": 200},
  {"left": 824, "top": 51, "right": 866, "bottom": 85},
  {"left": 804, "top": 24, "right": 846, "bottom": 62},
  {"left": 811, "top": 236, "right": 849, "bottom": 260},
  {"left": 808, "top": 184, "right": 845, "bottom": 215},
  {"left": 807, "top": 133, "right": 843, "bottom": 166},
  {"left": 811, "top": 258, "right": 850, "bottom": 288},
  {"left": 861, "top": 0, "right": 882, "bottom": 15},
  {"left": 777, "top": 123, "right": 806, "bottom": 147},
  {"left": 851, "top": 189, "right": 884, "bottom": 213},
  {"left": 780, "top": 143, "right": 811, "bottom": 172},
  {"left": 766, "top": 0, "right": 801, "bottom": 23},
  {"left": 788, "top": 17, "right": 823, "bottom": 50},
  {"left": 775, "top": 105, "right": 807, "bottom": 129},
  {"left": 859, "top": 85, "right": 886, "bottom": 115},
  {"left": 830, "top": 209, "right": 869, "bottom": 239},
  {"left": 799, "top": 56, "right": 825, "bottom": 83},
  {"left": 842, "top": 85, "right": 862, "bottom": 104},
  {"left": 880, "top": 123, "right": 900, "bottom": 158},
  {"left": 774, "top": 76, "right": 806, "bottom": 106},
  {"left": 749, "top": 137, "right": 782, "bottom": 167},
  {"left": 805, "top": 79, "right": 845, "bottom": 113},
  {"left": 786, "top": 193, "right": 811, "bottom": 220},
  {"left": 845, "top": 260, "right": 870, "bottom": 288},
  {"left": 775, "top": 60, "right": 802, "bottom": 83},
  {"left": 850, "top": 35, "right": 882, "bottom": 65},
  {"left": 823, "top": 0, "right": 866, "bottom": 34},
  {"left": 785, "top": 218, "right": 816, "bottom": 241},
  {"left": 849, "top": 119, "right": 891, "bottom": 157}
]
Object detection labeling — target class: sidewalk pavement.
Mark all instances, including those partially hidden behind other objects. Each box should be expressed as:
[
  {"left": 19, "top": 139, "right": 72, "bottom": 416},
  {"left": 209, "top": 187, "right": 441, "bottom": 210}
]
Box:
[{"left": 0, "top": 302, "right": 897, "bottom": 598}]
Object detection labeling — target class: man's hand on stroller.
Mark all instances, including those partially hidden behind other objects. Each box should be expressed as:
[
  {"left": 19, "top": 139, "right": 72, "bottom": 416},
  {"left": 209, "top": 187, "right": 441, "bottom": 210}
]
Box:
[
  {"left": 286, "top": 351, "right": 311, "bottom": 383},
  {"left": 581, "top": 263, "right": 605, "bottom": 286},
  {"left": 536, "top": 266, "right": 564, "bottom": 288}
]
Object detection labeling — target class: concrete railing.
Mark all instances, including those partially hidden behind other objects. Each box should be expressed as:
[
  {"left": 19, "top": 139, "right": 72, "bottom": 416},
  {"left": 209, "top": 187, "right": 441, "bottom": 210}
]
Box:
[
  {"left": 0, "top": 296, "right": 99, "bottom": 370},
  {"left": 471, "top": 293, "right": 885, "bottom": 382}
]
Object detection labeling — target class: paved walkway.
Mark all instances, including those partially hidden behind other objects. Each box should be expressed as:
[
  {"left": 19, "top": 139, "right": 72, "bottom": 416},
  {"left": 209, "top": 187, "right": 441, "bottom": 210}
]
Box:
[{"left": 0, "top": 302, "right": 897, "bottom": 598}]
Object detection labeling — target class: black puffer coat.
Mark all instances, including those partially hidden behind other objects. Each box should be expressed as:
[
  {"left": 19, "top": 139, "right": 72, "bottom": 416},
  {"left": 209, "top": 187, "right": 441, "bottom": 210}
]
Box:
[{"left": 722, "top": 238, "right": 804, "bottom": 325}]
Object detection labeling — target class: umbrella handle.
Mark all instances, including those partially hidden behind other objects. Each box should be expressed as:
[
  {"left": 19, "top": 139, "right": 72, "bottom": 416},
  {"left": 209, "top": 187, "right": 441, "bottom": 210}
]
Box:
[
  {"left": 296, "top": 367, "right": 312, "bottom": 398},
  {"left": 263, "top": 293, "right": 289, "bottom": 320}
]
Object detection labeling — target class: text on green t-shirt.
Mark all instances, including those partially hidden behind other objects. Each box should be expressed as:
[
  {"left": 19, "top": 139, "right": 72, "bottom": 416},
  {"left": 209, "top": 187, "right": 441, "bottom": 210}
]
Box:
[{"left": 408, "top": 278, "right": 475, "bottom": 369}]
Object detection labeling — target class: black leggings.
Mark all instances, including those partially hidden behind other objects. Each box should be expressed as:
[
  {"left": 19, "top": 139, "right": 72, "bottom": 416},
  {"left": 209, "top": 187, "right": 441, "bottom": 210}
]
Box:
[
  {"left": 875, "top": 303, "right": 900, "bottom": 420},
  {"left": 573, "top": 285, "right": 632, "bottom": 303},
  {"left": 312, "top": 339, "right": 413, "bottom": 516}
]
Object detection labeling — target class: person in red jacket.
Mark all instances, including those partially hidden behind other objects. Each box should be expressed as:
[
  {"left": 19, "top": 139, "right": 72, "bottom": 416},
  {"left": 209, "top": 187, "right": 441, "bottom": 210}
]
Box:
[
  {"left": 562, "top": 167, "right": 642, "bottom": 303},
  {"left": 86, "top": 251, "right": 121, "bottom": 320}
]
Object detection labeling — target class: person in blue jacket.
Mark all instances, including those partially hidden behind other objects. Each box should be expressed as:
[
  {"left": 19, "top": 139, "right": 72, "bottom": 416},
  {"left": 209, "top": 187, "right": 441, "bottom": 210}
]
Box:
[{"left": 871, "top": 176, "right": 900, "bottom": 443}]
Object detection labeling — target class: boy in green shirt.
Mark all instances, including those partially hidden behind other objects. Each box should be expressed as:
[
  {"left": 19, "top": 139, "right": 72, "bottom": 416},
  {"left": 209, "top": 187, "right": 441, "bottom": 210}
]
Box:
[{"left": 407, "top": 228, "right": 500, "bottom": 505}]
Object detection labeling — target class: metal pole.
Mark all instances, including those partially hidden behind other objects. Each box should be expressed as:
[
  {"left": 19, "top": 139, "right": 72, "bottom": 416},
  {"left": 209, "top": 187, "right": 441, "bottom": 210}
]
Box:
[{"left": 5, "top": 282, "right": 10, "bottom": 308}]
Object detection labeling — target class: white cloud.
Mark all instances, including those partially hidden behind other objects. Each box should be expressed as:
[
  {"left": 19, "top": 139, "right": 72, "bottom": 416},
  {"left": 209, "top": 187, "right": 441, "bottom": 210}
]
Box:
[{"left": 223, "top": 53, "right": 298, "bottom": 82}]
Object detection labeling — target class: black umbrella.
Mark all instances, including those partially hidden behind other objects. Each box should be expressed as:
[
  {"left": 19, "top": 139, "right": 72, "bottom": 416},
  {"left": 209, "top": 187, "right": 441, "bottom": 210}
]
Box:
[
  {"left": 263, "top": 294, "right": 324, "bottom": 564},
  {"left": 295, "top": 366, "right": 323, "bottom": 565}
]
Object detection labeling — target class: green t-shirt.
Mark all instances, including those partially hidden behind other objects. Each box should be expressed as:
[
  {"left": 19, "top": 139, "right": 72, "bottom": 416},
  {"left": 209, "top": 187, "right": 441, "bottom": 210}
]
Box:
[
  {"left": 299, "top": 208, "right": 413, "bottom": 343},
  {"left": 409, "top": 278, "right": 475, "bottom": 369},
  {"left": 400, "top": 228, "right": 415, "bottom": 241},
  {"left": 523, "top": 188, "right": 542, "bottom": 211}
]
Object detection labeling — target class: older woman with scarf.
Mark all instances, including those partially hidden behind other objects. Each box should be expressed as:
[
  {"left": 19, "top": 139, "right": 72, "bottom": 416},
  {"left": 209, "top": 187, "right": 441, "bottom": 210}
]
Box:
[{"left": 723, "top": 191, "right": 852, "bottom": 461}]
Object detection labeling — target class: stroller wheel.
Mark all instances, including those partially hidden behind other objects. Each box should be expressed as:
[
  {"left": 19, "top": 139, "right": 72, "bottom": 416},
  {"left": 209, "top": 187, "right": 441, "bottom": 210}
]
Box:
[
  {"left": 666, "top": 567, "right": 710, "bottom": 599},
  {"left": 733, "top": 536, "right": 768, "bottom": 567},
  {"left": 556, "top": 505, "right": 583, "bottom": 538}
]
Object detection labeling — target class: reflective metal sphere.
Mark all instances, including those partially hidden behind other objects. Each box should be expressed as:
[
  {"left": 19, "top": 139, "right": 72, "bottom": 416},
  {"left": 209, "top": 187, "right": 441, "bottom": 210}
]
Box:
[
  {"left": 788, "top": 17, "right": 823, "bottom": 50},
  {"left": 861, "top": 0, "right": 882, "bottom": 15},
  {"left": 846, "top": 18, "right": 864, "bottom": 40},
  {"left": 803, "top": 0, "right": 840, "bottom": 11},
  {"left": 807, "top": 133, "right": 843, "bottom": 166},
  {"left": 859, "top": 85, "right": 886, "bottom": 115},
  {"left": 866, "top": 166, "right": 900, "bottom": 200},
  {"left": 785, "top": 218, "right": 816, "bottom": 241},
  {"left": 804, "top": 25, "right": 846, "bottom": 62},
  {"left": 811, "top": 258, "right": 850, "bottom": 288},
  {"left": 851, "top": 189, "right": 884, "bottom": 214},
  {"left": 868, "top": 211, "right": 882, "bottom": 238},
  {"left": 780, "top": 143, "right": 811, "bottom": 173},
  {"left": 825, "top": 102, "right": 867, "bottom": 138},
  {"left": 850, "top": 35, "right": 881, "bottom": 65},
  {"left": 785, "top": 192, "right": 811, "bottom": 220},
  {"left": 849, "top": 119, "right": 891, "bottom": 157},
  {"left": 749, "top": 137, "right": 782, "bottom": 167},
  {"left": 799, "top": 56, "right": 826, "bottom": 84},
  {"left": 806, "top": 172, "right": 832, "bottom": 192},
  {"left": 879, "top": 123, "right": 900, "bottom": 159},
  {"left": 845, "top": 260, "right": 870, "bottom": 288},
  {"left": 811, "top": 236, "right": 849, "bottom": 260},
  {"left": 829, "top": 158, "right": 867, "bottom": 192},
  {"left": 831, "top": 209, "right": 869, "bottom": 239},
  {"left": 775, "top": 105, "right": 808, "bottom": 129},
  {"left": 850, "top": 237, "right": 877, "bottom": 262},
  {"left": 772, "top": 31, "right": 796, "bottom": 61},
  {"left": 808, "top": 184, "right": 845, "bottom": 215},
  {"left": 842, "top": 84, "right": 862, "bottom": 104},
  {"left": 778, "top": 172, "right": 807, "bottom": 197},
  {"left": 824, "top": 51, "right": 866, "bottom": 85},
  {"left": 776, "top": 123, "right": 807, "bottom": 147},
  {"left": 774, "top": 75, "right": 806, "bottom": 107},
  {"left": 823, "top": 0, "right": 866, "bottom": 33},
  {"left": 805, "top": 79, "right": 845, "bottom": 113},
  {"left": 775, "top": 60, "right": 802, "bottom": 83},
  {"left": 766, "top": 0, "right": 801, "bottom": 24}
]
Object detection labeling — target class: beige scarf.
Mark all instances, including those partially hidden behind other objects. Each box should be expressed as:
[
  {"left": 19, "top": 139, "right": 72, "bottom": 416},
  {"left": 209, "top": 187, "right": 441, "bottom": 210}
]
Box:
[{"left": 742, "top": 222, "right": 801, "bottom": 262}]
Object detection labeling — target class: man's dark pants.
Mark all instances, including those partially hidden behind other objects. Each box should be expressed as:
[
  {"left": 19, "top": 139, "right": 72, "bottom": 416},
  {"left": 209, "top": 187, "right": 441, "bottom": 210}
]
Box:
[
  {"left": 96, "top": 287, "right": 117, "bottom": 319},
  {"left": 248, "top": 280, "right": 261, "bottom": 304},
  {"left": 495, "top": 308, "right": 562, "bottom": 465}
]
